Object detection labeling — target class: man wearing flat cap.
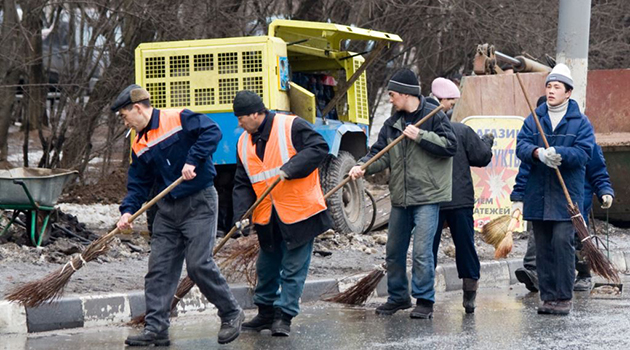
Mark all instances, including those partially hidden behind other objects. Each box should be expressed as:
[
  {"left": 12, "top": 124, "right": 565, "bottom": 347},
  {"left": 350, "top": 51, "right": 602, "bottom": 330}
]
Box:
[
  {"left": 112, "top": 84, "right": 244, "bottom": 346},
  {"left": 349, "top": 68, "right": 457, "bottom": 319},
  {"left": 231, "top": 90, "right": 332, "bottom": 337}
]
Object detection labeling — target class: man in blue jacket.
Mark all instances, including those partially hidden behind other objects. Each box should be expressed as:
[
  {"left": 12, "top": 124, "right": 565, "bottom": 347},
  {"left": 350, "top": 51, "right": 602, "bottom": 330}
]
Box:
[
  {"left": 113, "top": 85, "right": 244, "bottom": 346},
  {"left": 513, "top": 142, "right": 614, "bottom": 293},
  {"left": 513, "top": 64, "right": 595, "bottom": 315}
]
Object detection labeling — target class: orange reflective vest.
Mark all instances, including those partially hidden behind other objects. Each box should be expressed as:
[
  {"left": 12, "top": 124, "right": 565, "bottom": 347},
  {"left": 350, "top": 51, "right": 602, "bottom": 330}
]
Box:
[
  {"left": 237, "top": 113, "right": 327, "bottom": 225},
  {"left": 132, "top": 109, "right": 183, "bottom": 157}
]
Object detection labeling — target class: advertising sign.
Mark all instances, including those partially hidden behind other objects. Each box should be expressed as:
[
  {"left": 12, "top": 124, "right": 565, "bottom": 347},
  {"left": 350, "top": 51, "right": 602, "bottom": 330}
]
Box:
[
  {"left": 462, "top": 116, "right": 526, "bottom": 232},
  {"left": 278, "top": 56, "right": 289, "bottom": 91}
]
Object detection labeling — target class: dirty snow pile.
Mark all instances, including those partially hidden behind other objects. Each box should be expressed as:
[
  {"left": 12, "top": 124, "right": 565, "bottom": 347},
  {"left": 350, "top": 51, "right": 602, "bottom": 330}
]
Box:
[
  {"left": 57, "top": 203, "right": 148, "bottom": 231},
  {"left": 314, "top": 229, "right": 388, "bottom": 256}
]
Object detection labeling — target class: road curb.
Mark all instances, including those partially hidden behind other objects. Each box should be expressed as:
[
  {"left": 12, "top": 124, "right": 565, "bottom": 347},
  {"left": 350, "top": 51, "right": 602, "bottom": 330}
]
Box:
[
  {"left": 0, "top": 277, "right": 340, "bottom": 335},
  {"left": 376, "top": 258, "right": 521, "bottom": 298},
  {"left": 0, "top": 300, "right": 27, "bottom": 334},
  {"left": 2, "top": 251, "right": 628, "bottom": 334}
]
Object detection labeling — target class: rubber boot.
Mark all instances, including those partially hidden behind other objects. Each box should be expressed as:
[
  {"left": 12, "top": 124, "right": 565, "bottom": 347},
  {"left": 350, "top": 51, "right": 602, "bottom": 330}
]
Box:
[
  {"left": 462, "top": 278, "right": 478, "bottom": 314},
  {"left": 242, "top": 304, "right": 275, "bottom": 331}
]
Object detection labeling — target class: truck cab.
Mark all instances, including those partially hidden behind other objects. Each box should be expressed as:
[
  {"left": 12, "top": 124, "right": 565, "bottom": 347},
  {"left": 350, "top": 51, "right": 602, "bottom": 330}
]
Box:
[{"left": 134, "top": 19, "right": 401, "bottom": 233}]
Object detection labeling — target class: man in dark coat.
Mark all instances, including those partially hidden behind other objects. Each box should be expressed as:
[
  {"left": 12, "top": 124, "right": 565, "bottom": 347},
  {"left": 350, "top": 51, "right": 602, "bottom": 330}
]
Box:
[
  {"left": 114, "top": 85, "right": 244, "bottom": 346},
  {"left": 428, "top": 78, "right": 494, "bottom": 314},
  {"left": 231, "top": 90, "right": 333, "bottom": 337}
]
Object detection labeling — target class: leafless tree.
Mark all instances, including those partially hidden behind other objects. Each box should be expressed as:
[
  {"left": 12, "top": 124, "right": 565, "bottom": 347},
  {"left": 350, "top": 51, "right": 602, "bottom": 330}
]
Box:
[
  {"left": 0, "top": 0, "right": 627, "bottom": 178},
  {"left": 0, "top": 0, "right": 22, "bottom": 166}
]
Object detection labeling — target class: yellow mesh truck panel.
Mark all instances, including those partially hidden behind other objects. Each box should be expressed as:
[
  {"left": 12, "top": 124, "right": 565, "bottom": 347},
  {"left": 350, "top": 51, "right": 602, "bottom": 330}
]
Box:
[
  {"left": 341, "top": 56, "right": 369, "bottom": 125},
  {"left": 134, "top": 37, "right": 289, "bottom": 114}
]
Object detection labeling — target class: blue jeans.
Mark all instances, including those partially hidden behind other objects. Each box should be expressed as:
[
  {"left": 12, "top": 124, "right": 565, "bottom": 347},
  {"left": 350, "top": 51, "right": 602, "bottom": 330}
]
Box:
[
  {"left": 386, "top": 204, "right": 440, "bottom": 304},
  {"left": 253, "top": 238, "right": 313, "bottom": 317}
]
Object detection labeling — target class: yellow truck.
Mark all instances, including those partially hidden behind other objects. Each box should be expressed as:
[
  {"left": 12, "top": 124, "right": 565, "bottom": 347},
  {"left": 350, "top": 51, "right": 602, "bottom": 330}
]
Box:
[{"left": 134, "top": 20, "right": 401, "bottom": 234}]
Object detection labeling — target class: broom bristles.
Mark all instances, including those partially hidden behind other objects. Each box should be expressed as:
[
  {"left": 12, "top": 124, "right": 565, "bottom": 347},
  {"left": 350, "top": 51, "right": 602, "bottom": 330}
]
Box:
[
  {"left": 569, "top": 204, "right": 619, "bottom": 283},
  {"left": 494, "top": 215, "right": 518, "bottom": 259},
  {"left": 128, "top": 314, "right": 145, "bottom": 326},
  {"left": 5, "top": 266, "right": 75, "bottom": 308},
  {"left": 128, "top": 276, "right": 196, "bottom": 327},
  {"left": 217, "top": 235, "right": 259, "bottom": 287},
  {"left": 494, "top": 231, "right": 513, "bottom": 259},
  {"left": 6, "top": 231, "right": 113, "bottom": 307},
  {"left": 481, "top": 215, "right": 511, "bottom": 248},
  {"left": 324, "top": 268, "right": 385, "bottom": 305}
]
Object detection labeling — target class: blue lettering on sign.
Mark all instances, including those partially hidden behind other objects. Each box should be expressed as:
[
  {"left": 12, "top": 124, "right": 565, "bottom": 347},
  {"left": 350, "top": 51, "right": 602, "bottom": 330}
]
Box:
[
  {"left": 487, "top": 149, "right": 521, "bottom": 168},
  {"left": 476, "top": 128, "right": 521, "bottom": 139}
]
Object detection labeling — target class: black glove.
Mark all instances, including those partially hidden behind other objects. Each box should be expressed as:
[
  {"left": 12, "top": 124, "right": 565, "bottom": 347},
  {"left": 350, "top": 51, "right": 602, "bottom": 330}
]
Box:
[{"left": 482, "top": 132, "right": 495, "bottom": 145}]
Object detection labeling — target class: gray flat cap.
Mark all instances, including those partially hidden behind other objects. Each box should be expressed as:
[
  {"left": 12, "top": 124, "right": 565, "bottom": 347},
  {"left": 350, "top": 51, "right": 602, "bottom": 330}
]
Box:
[{"left": 111, "top": 84, "right": 151, "bottom": 112}]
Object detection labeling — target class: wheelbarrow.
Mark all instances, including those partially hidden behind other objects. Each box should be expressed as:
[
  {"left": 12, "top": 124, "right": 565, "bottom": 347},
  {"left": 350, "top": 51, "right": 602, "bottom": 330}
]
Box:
[{"left": 0, "top": 167, "right": 78, "bottom": 246}]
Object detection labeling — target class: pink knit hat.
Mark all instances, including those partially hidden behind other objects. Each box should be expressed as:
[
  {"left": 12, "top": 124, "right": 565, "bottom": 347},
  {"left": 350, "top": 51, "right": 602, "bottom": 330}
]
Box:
[{"left": 431, "top": 77, "right": 461, "bottom": 99}]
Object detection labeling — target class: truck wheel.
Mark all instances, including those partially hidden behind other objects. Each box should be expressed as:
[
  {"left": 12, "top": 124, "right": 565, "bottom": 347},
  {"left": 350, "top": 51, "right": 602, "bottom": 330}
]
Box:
[{"left": 321, "top": 151, "right": 366, "bottom": 234}]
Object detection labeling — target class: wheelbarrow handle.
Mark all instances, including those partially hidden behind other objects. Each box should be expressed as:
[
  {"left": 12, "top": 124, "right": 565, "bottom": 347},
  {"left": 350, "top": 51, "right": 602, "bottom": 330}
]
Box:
[{"left": 12, "top": 180, "right": 39, "bottom": 209}]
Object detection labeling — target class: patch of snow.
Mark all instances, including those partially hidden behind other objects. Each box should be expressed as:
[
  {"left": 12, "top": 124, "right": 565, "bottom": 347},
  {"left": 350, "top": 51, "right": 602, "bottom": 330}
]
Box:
[{"left": 56, "top": 203, "right": 147, "bottom": 231}]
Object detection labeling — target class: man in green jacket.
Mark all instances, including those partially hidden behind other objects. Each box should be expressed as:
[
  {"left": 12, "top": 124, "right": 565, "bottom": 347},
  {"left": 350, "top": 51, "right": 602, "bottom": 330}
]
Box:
[{"left": 350, "top": 69, "right": 457, "bottom": 319}]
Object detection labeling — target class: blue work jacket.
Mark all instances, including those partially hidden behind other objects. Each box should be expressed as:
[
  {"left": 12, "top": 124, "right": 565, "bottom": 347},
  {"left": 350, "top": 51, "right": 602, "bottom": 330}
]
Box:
[
  {"left": 583, "top": 143, "right": 614, "bottom": 214},
  {"left": 120, "top": 108, "right": 221, "bottom": 215},
  {"left": 515, "top": 99, "right": 594, "bottom": 221}
]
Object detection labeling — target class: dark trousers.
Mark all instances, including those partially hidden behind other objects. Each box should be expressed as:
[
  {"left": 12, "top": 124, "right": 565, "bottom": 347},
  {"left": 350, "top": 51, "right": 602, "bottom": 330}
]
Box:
[
  {"left": 144, "top": 186, "right": 241, "bottom": 333},
  {"left": 432, "top": 207, "right": 480, "bottom": 280},
  {"left": 523, "top": 228, "right": 591, "bottom": 277},
  {"left": 533, "top": 221, "right": 575, "bottom": 301}
]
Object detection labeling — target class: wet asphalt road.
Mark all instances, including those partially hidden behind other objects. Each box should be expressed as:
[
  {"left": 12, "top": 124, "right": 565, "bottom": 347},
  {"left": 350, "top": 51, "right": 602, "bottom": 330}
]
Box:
[{"left": 3, "top": 283, "right": 630, "bottom": 350}]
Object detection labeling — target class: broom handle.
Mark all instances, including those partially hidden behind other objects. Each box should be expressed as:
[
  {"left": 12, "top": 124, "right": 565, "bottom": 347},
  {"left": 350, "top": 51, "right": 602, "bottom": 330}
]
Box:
[
  {"left": 99, "top": 176, "right": 185, "bottom": 242},
  {"left": 515, "top": 73, "right": 574, "bottom": 207},
  {"left": 213, "top": 177, "right": 282, "bottom": 253},
  {"left": 323, "top": 105, "right": 444, "bottom": 200}
]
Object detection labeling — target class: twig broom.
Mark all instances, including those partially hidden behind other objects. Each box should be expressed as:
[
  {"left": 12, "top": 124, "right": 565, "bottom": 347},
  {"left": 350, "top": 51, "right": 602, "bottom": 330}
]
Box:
[
  {"left": 325, "top": 105, "right": 445, "bottom": 305},
  {"left": 128, "top": 177, "right": 280, "bottom": 326},
  {"left": 6, "top": 177, "right": 186, "bottom": 307},
  {"left": 494, "top": 208, "right": 520, "bottom": 259},
  {"left": 480, "top": 215, "right": 511, "bottom": 247},
  {"left": 515, "top": 73, "right": 619, "bottom": 283}
]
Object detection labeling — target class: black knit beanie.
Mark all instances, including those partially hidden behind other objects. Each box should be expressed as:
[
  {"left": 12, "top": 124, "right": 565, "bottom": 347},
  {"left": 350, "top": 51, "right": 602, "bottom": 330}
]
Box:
[
  {"left": 387, "top": 69, "right": 421, "bottom": 96},
  {"left": 233, "top": 90, "right": 265, "bottom": 116}
]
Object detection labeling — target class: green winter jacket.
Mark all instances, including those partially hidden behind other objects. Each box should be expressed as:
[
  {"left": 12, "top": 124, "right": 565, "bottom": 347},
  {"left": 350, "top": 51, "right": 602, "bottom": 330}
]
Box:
[{"left": 360, "top": 97, "right": 457, "bottom": 207}]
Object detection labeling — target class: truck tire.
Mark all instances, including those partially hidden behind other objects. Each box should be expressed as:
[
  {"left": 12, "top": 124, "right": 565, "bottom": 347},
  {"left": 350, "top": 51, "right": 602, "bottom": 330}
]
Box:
[{"left": 320, "top": 151, "right": 366, "bottom": 234}]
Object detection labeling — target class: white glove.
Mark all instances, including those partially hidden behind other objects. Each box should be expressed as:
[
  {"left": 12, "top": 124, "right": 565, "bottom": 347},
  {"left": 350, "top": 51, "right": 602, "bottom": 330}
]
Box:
[
  {"left": 279, "top": 170, "right": 289, "bottom": 180},
  {"left": 537, "top": 147, "right": 562, "bottom": 168},
  {"left": 511, "top": 201, "right": 523, "bottom": 217},
  {"left": 234, "top": 218, "right": 249, "bottom": 229},
  {"left": 601, "top": 195, "right": 613, "bottom": 209}
]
